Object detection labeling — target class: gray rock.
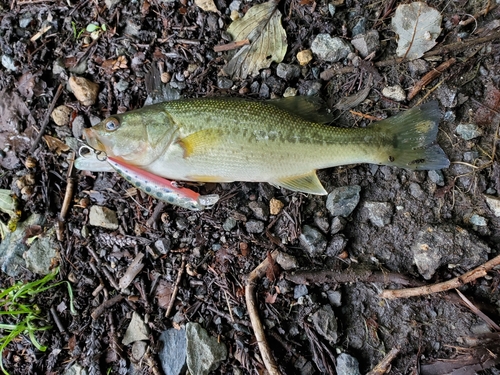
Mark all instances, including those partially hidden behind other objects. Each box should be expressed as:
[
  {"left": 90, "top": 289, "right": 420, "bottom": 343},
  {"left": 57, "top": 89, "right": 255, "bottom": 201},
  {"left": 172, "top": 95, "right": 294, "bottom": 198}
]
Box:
[
  {"left": 63, "top": 363, "right": 86, "bottom": 375},
  {"left": 105, "top": 0, "right": 121, "bottom": 8},
  {"left": 217, "top": 77, "right": 233, "bottom": 89},
  {"left": 330, "top": 216, "right": 346, "bottom": 235},
  {"left": 469, "top": 214, "right": 487, "bottom": 226},
  {"left": 412, "top": 224, "right": 490, "bottom": 279},
  {"left": 186, "top": 322, "right": 227, "bottom": 375},
  {"left": 72, "top": 115, "right": 85, "bottom": 139},
  {"left": 311, "top": 34, "right": 352, "bottom": 62},
  {"left": 456, "top": 123, "right": 482, "bottom": 140},
  {"left": 326, "top": 290, "right": 342, "bottom": 307},
  {"left": 306, "top": 81, "right": 322, "bottom": 96},
  {"left": 23, "top": 228, "right": 60, "bottom": 275},
  {"left": 328, "top": 3, "right": 336, "bottom": 16},
  {"left": 248, "top": 201, "right": 269, "bottom": 221},
  {"left": 352, "top": 17, "right": 367, "bottom": 36},
  {"left": 294, "top": 356, "right": 315, "bottom": 375},
  {"left": 314, "top": 214, "right": 329, "bottom": 233},
  {"left": 250, "top": 81, "right": 260, "bottom": 94},
  {"left": 363, "top": 201, "right": 393, "bottom": 227},
  {"left": 259, "top": 83, "right": 270, "bottom": 98},
  {"left": 276, "top": 252, "right": 299, "bottom": 270},
  {"left": 428, "top": 170, "right": 445, "bottom": 186},
  {"left": 154, "top": 238, "right": 171, "bottom": 254},
  {"left": 223, "top": 217, "right": 237, "bottom": 231},
  {"left": 408, "top": 59, "right": 429, "bottom": 76},
  {"left": 382, "top": 85, "right": 406, "bottom": 102},
  {"left": 245, "top": 220, "right": 264, "bottom": 234},
  {"left": 229, "top": 0, "right": 241, "bottom": 11},
  {"left": 0, "top": 214, "right": 45, "bottom": 276},
  {"left": 52, "top": 59, "right": 67, "bottom": 77},
  {"left": 299, "top": 225, "right": 327, "bottom": 256},
  {"left": 294, "top": 284, "right": 308, "bottom": 299},
  {"left": 311, "top": 305, "right": 338, "bottom": 344},
  {"left": 409, "top": 182, "right": 425, "bottom": 200},
  {"left": 276, "top": 63, "right": 301, "bottom": 80},
  {"left": 115, "top": 79, "right": 129, "bottom": 92},
  {"left": 326, "top": 185, "right": 361, "bottom": 217},
  {"left": 326, "top": 234, "right": 347, "bottom": 257},
  {"left": 159, "top": 327, "right": 187, "bottom": 375},
  {"left": 89, "top": 206, "right": 119, "bottom": 230},
  {"left": 2, "top": 55, "right": 18, "bottom": 72},
  {"left": 122, "top": 312, "right": 149, "bottom": 345},
  {"left": 131, "top": 341, "right": 147, "bottom": 362},
  {"left": 351, "top": 30, "right": 380, "bottom": 58},
  {"left": 336, "top": 353, "right": 361, "bottom": 375},
  {"left": 484, "top": 195, "right": 500, "bottom": 217},
  {"left": 463, "top": 151, "right": 479, "bottom": 162},
  {"left": 19, "top": 14, "right": 33, "bottom": 28}
]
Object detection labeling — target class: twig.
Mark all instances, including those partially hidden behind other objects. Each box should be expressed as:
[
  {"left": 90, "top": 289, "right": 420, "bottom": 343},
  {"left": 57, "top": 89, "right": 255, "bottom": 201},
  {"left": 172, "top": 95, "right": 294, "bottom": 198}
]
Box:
[
  {"left": 407, "top": 58, "right": 456, "bottom": 101},
  {"left": 50, "top": 306, "right": 66, "bottom": 333},
  {"left": 91, "top": 295, "right": 124, "bottom": 320},
  {"left": 57, "top": 152, "right": 76, "bottom": 241},
  {"left": 285, "top": 267, "right": 422, "bottom": 287},
  {"left": 29, "top": 83, "right": 64, "bottom": 153},
  {"left": 455, "top": 289, "right": 500, "bottom": 331},
  {"left": 213, "top": 39, "right": 251, "bottom": 52},
  {"left": 380, "top": 254, "right": 500, "bottom": 299},
  {"left": 165, "top": 256, "right": 186, "bottom": 318},
  {"left": 366, "top": 347, "right": 400, "bottom": 375},
  {"left": 245, "top": 250, "right": 282, "bottom": 375}
]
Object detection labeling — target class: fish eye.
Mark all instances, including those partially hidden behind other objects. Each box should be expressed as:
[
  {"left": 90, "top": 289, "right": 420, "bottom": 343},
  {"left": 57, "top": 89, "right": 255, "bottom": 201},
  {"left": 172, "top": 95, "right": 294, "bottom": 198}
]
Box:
[{"left": 105, "top": 118, "right": 120, "bottom": 132}]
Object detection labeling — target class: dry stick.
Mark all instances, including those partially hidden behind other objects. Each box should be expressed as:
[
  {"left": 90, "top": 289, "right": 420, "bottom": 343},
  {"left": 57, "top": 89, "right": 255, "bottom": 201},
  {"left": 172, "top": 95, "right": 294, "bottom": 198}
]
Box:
[
  {"left": 380, "top": 253, "right": 500, "bottom": 299},
  {"left": 165, "top": 256, "right": 186, "bottom": 318},
  {"left": 407, "top": 58, "right": 456, "bottom": 101},
  {"left": 56, "top": 152, "right": 76, "bottom": 241},
  {"left": 213, "top": 39, "right": 251, "bottom": 52},
  {"left": 29, "top": 83, "right": 63, "bottom": 153},
  {"left": 50, "top": 306, "right": 66, "bottom": 333},
  {"left": 91, "top": 295, "right": 124, "bottom": 320},
  {"left": 455, "top": 289, "right": 500, "bottom": 331},
  {"left": 366, "top": 347, "right": 400, "bottom": 375},
  {"left": 245, "top": 250, "right": 282, "bottom": 375}
]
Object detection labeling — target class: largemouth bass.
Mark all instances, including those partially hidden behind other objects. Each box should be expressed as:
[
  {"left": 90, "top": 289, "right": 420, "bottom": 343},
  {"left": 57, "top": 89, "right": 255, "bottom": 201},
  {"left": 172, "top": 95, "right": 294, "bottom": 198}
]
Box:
[{"left": 76, "top": 96, "right": 449, "bottom": 195}]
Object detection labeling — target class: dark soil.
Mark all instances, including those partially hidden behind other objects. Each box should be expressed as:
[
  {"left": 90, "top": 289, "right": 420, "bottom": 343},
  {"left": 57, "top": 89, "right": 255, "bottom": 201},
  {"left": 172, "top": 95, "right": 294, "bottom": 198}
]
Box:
[{"left": 1, "top": 0, "right": 500, "bottom": 374}]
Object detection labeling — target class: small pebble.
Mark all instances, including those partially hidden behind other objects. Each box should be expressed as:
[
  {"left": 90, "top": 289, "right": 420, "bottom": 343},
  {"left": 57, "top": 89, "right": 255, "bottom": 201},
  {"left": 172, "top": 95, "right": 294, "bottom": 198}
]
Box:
[
  {"left": 1, "top": 55, "right": 18, "bottom": 72},
  {"left": 469, "top": 214, "right": 487, "bottom": 226},
  {"left": 382, "top": 85, "right": 406, "bottom": 102},
  {"left": 89, "top": 206, "right": 119, "bottom": 230},
  {"left": 350, "top": 30, "right": 380, "bottom": 58},
  {"left": 297, "top": 50, "right": 313, "bottom": 66},
  {"left": 245, "top": 220, "right": 264, "bottom": 234},
  {"left": 223, "top": 217, "right": 237, "bottom": 231},
  {"left": 72, "top": 115, "right": 86, "bottom": 139},
  {"left": 217, "top": 76, "right": 233, "bottom": 89},
  {"left": 69, "top": 76, "right": 99, "bottom": 106},
  {"left": 484, "top": 195, "right": 500, "bottom": 217},
  {"left": 51, "top": 105, "right": 72, "bottom": 126},
  {"left": 283, "top": 87, "right": 297, "bottom": 97},
  {"left": 428, "top": 170, "right": 445, "bottom": 186},
  {"left": 294, "top": 284, "right": 308, "bottom": 299},
  {"left": 276, "top": 63, "right": 301, "bottom": 80},
  {"left": 311, "top": 34, "right": 351, "bottom": 62},
  {"left": 269, "top": 198, "right": 284, "bottom": 215},
  {"left": 276, "top": 252, "right": 299, "bottom": 270},
  {"left": 455, "top": 123, "right": 482, "bottom": 140}
]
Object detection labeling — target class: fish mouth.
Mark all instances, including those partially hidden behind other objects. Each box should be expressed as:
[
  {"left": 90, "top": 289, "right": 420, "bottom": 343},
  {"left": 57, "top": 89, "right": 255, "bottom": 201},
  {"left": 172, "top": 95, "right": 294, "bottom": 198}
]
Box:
[{"left": 83, "top": 128, "right": 107, "bottom": 153}]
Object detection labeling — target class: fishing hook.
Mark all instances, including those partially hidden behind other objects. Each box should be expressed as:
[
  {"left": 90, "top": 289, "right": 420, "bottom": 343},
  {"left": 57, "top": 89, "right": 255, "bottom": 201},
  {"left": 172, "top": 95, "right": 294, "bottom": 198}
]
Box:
[{"left": 78, "top": 144, "right": 108, "bottom": 161}]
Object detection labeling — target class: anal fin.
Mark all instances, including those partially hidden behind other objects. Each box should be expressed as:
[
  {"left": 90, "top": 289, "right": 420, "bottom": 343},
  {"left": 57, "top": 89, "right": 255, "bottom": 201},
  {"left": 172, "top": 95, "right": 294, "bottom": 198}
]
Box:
[{"left": 273, "top": 171, "right": 327, "bottom": 195}]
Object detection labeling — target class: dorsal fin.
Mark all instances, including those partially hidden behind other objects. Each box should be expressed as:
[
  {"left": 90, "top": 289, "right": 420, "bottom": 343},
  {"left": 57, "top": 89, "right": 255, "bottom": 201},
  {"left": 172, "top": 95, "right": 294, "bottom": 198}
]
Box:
[{"left": 267, "top": 96, "right": 335, "bottom": 124}]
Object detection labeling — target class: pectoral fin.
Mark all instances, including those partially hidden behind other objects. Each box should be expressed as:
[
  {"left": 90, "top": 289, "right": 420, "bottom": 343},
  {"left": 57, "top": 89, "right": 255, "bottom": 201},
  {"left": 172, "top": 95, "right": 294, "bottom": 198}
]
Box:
[
  {"left": 178, "top": 129, "right": 221, "bottom": 158},
  {"left": 273, "top": 171, "right": 327, "bottom": 195}
]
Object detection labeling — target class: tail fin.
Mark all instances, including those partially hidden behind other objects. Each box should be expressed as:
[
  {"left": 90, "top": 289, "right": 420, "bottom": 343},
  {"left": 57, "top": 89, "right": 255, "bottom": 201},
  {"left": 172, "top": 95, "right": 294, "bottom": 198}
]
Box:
[{"left": 372, "top": 101, "right": 450, "bottom": 170}]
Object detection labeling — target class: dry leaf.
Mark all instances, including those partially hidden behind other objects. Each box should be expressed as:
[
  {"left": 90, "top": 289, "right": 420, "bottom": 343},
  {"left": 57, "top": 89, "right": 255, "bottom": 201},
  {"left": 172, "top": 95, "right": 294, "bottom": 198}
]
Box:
[
  {"left": 43, "top": 135, "right": 70, "bottom": 155},
  {"left": 118, "top": 252, "right": 145, "bottom": 290},
  {"left": 223, "top": 0, "right": 287, "bottom": 79},
  {"left": 195, "top": 0, "right": 218, "bottom": 13},
  {"left": 391, "top": 2, "right": 442, "bottom": 60},
  {"left": 101, "top": 55, "right": 128, "bottom": 74}
]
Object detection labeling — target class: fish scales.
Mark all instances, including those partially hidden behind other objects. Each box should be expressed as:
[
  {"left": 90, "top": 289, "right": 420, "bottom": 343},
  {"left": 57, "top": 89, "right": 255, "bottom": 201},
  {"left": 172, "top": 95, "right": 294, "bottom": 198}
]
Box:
[{"left": 80, "top": 97, "right": 449, "bottom": 196}]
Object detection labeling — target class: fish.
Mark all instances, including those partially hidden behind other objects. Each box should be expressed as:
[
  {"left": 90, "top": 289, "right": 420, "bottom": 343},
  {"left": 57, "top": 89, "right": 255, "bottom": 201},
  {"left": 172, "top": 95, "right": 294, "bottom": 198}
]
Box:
[
  {"left": 106, "top": 156, "right": 219, "bottom": 210},
  {"left": 76, "top": 96, "right": 449, "bottom": 196}
]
